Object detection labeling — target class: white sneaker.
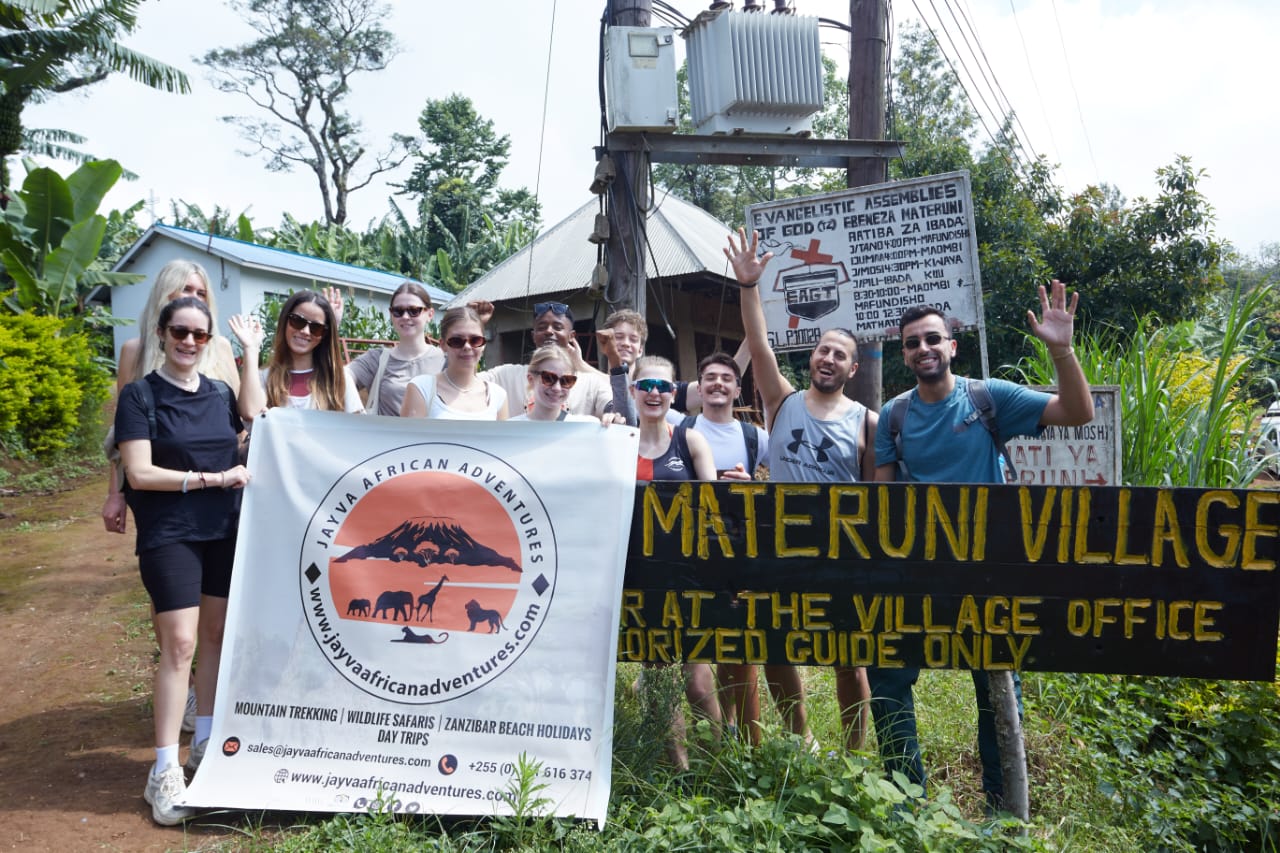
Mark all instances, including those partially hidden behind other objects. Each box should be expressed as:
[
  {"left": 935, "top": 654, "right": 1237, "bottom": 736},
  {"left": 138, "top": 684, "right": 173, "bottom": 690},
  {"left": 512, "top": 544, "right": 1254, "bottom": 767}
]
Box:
[
  {"left": 143, "top": 765, "right": 195, "bottom": 826},
  {"left": 185, "top": 738, "right": 207, "bottom": 774},
  {"left": 181, "top": 687, "right": 197, "bottom": 734}
]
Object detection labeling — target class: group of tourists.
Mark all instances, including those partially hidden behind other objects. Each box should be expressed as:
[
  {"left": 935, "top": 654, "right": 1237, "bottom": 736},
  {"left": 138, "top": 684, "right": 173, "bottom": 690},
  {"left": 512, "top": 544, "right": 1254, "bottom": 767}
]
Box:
[{"left": 104, "top": 222, "right": 1093, "bottom": 824}]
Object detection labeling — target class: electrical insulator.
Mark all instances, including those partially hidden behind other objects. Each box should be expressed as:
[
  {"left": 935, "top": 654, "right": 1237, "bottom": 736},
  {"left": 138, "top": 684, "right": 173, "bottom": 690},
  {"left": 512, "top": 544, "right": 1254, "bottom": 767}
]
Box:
[
  {"left": 588, "top": 213, "right": 610, "bottom": 244},
  {"left": 588, "top": 263, "right": 609, "bottom": 299},
  {"left": 589, "top": 155, "right": 616, "bottom": 195}
]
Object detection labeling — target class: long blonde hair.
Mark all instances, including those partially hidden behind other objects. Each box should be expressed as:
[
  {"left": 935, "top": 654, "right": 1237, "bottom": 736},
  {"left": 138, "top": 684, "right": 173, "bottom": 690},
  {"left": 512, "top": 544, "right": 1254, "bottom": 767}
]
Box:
[{"left": 131, "top": 260, "right": 232, "bottom": 382}]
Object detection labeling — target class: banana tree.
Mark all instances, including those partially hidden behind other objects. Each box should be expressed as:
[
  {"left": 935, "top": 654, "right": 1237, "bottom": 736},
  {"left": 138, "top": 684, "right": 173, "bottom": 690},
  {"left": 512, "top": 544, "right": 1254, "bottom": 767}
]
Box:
[{"left": 0, "top": 158, "right": 142, "bottom": 318}]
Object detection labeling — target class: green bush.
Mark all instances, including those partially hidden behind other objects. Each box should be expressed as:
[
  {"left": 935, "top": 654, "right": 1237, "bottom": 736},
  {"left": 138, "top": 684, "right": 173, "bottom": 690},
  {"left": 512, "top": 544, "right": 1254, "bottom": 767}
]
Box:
[
  {"left": 1039, "top": 672, "right": 1280, "bottom": 852},
  {"left": 0, "top": 314, "right": 111, "bottom": 456}
]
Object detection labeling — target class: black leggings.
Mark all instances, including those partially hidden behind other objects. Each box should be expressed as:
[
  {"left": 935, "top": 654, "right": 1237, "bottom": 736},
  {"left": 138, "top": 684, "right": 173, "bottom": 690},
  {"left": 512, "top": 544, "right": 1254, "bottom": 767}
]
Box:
[{"left": 139, "top": 537, "right": 236, "bottom": 612}]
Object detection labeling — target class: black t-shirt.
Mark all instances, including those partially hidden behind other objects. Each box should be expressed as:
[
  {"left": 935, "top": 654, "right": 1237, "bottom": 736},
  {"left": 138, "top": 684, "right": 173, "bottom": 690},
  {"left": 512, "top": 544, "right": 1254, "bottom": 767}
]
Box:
[{"left": 115, "top": 372, "right": 244, "bottom": 553}]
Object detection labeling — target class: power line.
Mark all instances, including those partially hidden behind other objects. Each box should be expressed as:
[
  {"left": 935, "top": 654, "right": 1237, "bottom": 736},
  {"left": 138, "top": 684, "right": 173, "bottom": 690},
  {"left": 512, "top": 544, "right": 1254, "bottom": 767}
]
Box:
[
  {"left": 1049, "top": 0, "right": 1099, "bottom": 183},
  {"left": 909, "top": 0, "right": 1036, "bottom": 184},
  {"left": 943, "top": 0, "right": 1044, "bottom": 170},
  {"left": 1005, "top": 0, "right": 1060, "bottom": 163}
]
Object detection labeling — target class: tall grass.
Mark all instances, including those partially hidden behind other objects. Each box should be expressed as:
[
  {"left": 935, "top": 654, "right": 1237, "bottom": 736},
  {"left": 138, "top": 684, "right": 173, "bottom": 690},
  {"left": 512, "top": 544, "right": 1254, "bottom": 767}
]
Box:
[{"left": 1010, "top": 282, "right": 1277, "bottom": 487}]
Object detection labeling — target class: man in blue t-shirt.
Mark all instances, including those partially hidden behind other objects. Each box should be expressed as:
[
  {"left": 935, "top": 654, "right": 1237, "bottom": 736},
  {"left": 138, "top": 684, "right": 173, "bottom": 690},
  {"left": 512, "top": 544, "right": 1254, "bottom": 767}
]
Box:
[{"left": 872, "top": 281, "right": 1095, "bottom": 812}]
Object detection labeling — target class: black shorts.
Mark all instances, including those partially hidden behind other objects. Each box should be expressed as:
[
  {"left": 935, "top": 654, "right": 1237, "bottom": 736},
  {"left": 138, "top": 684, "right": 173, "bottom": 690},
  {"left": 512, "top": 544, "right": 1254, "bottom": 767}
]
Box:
[{"left": 139, "top": 537, "right": 237, "bottom": 612}]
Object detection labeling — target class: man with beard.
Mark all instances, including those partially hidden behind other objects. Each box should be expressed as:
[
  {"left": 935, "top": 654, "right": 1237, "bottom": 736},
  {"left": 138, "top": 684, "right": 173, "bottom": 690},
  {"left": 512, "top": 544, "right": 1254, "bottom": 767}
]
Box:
[
  {"left": 871, "top": 283, "right": 1093, "bottom": 811},
  {"left": 480, "top": 301, "right": 612, "bottom": 416},
  {"left": 725, "top": 228, "right": 873, "bottom": 753}
]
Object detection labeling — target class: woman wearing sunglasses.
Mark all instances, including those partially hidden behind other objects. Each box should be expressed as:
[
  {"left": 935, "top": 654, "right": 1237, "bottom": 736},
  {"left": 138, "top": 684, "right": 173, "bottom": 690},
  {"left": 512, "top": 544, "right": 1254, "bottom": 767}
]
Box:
[
  {"left": 630, "top": 355, "right": 721, "bottom": 770},
  {"left": 230, "top": 290, "right": 362, "bottom": 419},
  {"left": 401, "top": 305, "right": 508, "bottom": 420},
  {"left": 104, "top": 261, "right": 240, "bottom": 534},
  {"left": 507, "top": 343, "right": 600, "bottom": 423},
  {"left": 347, "top": 282, "right": 446, "bottom": 416},
  {"left": 114, "top": 296, "right": 250, "bottom": 824}
]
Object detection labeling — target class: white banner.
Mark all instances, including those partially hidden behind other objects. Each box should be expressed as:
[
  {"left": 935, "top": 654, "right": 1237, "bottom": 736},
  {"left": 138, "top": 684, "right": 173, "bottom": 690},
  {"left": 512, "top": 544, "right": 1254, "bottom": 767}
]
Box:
[
  {"left": 745, "top": 171, "right": 984, "bottom": 349},
  {"left": 185, "top": 409, "right": 638, "bottom": 825}
]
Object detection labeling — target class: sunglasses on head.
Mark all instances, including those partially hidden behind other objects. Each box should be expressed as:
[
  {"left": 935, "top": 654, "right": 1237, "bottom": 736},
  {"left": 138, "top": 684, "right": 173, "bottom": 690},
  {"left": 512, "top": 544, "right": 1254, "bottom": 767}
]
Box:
[
  {"left": 633, "top": 378, "right": 675, "bottom": 394},
  {"left": 903, "top": 332, "right": 949, "bottom": 350},
  {"left": 286, "top": 312, "right": 327, "bottom": 336},
  {"left": 534, "top": 301, "right": 570, "bottom": 317},
  {"left": 533, "top": 369, "right": 577, "bottom": 389},
  {"left": 390, "top": 305, "right": 426, "bottom": 318},
  {"left": 165, "top": 325, "right": 211, "bottom": 345},
  {"left": 446, "top": 334, "right": 486, "bottom": 349}
]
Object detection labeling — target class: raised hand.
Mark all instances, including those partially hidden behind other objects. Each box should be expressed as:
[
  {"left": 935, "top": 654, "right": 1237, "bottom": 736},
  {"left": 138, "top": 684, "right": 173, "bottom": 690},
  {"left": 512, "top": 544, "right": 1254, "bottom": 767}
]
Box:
[
  {"left": 228, "top": 314, "right": 265, "bottom": 350},
  {"left": 467, "top": 300, "right": 495, "bottom": 326},
  {"left": 723, "top": 227, "right": 774, "bottom": 287},
  {"left": 322, "top": 286, "right": 345, "bottom": 328},
  {"left": 1027, "top": 279, "right": 1079, "bottom": 356}
]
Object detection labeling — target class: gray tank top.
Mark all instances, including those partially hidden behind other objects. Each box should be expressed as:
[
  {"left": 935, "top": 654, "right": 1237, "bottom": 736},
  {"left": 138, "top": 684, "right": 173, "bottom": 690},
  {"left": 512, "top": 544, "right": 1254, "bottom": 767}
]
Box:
[{"left": 768, "top": 392, "right": 867, "bottom": 482}]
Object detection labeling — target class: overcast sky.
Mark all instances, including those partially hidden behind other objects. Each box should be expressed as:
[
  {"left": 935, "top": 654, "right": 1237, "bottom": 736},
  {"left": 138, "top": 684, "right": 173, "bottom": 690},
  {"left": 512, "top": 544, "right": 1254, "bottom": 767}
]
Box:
[{"left": 24, "top": 0, "right": 1279, "bottom": 258}]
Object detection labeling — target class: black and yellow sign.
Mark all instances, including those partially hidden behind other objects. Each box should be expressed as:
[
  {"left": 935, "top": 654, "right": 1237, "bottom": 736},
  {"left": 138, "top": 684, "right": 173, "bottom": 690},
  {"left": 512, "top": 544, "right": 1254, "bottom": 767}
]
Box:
[{"left": 620, "top": 482, "right": 1280, "bottom": 681}]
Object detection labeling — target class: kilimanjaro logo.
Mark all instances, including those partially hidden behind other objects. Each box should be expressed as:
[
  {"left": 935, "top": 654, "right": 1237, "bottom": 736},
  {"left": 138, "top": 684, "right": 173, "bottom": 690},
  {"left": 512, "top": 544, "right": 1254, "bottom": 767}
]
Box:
[{"left": 787, "top": 430, "right": 834, "bottom": 463}]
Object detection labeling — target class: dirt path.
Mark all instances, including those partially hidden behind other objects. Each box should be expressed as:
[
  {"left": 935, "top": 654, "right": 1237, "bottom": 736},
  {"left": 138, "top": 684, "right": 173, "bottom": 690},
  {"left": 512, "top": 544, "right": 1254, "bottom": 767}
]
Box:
[{"left": 0, "top": 473, "right": 246, "bottom": 852}]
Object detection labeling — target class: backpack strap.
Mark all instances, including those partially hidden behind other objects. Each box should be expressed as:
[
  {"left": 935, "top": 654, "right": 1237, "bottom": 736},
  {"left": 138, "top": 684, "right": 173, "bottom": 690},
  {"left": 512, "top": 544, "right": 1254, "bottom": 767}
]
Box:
[
  {"left": 365, "top": 347, "right": 392, "bottom": 415},
  {"left": 964, "top": 379, "right": 1016, "bottom": 480},
  {"left": 740, "top": 419, "right": 759, "bottom": 474},
  {"left": 130, "top": 377, "right": 158, "bottom": 440},
  {"left": 886, "top": 390, "right": 914, "bottom": 481},
  {"left": 671, "top": 423, "right": 696, "bottom": 473}
]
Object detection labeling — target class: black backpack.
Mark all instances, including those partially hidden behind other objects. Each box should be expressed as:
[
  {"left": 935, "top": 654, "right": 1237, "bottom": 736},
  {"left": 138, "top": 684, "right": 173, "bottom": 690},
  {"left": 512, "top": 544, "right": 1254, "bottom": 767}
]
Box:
[
  {"left": 681, "top": 414, "right": 760, "bottom": 474},
  {"left": 886, "top": 379, "right": 1015, "bottom": 481}
]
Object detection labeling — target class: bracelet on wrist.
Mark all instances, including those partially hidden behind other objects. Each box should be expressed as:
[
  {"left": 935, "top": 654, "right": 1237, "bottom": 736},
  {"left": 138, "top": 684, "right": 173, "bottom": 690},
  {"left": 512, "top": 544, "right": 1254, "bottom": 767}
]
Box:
[
  {"left": 739, "top": 279, "right": 759, "bottom": 289},
  {"left": 181, "top": 471, "right": 192, "bottom": 494},
  {"left": 199, "top": 472, "right": 207, "bottom": 490},
  {"left": 1051, "top": 347, "right": 1076, "bottom": 361},
  {"left": 220, "top": 471, "right": 226, "bottom": 488}
]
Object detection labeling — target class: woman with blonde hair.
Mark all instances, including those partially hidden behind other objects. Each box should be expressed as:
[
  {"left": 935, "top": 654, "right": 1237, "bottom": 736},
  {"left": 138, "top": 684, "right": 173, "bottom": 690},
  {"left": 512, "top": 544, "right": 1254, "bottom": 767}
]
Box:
[
  {"left": 230, "top": 290, "right": 362, "bottom": 418},
  {"left": 104, "top": 260, "right": 239, "bottom": 532},
  {"left": 401, "top": 305, "right": 508, "bottom": 420},
  {"left": 507, "top": 343, "right": 600, "bottom": 423}
]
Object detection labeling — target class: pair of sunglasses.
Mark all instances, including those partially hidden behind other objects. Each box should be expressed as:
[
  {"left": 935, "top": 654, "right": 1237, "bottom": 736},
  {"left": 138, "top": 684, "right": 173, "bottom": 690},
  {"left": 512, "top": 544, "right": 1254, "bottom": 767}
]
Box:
[
  {"left": 446, "top": 334, "right": 486, "bottom": 349},
  {"left": 390, "top": 305, "right": 426, "bottom": 318},
  {"left": 633, "top": 378, "right": 675, "bottom": 394},
  {"left": 903, "top": 332, "right": 949, "bottom": 350},
  {"left": 532, "top": 370, "right": 577, "bottom": 389},
  {"left": 165, "top": 325, "right": 212, "bottom": 344},
  {"left": 286, "top": 312, "right": 327, "bottom": 336},
  {"left": 534, "top": 301, "right": 570, "bottom": 317}
]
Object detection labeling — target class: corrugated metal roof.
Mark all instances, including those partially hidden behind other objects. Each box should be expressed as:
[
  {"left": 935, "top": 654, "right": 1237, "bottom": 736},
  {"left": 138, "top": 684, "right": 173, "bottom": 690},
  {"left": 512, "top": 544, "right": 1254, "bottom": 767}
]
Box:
[
  {"left": 447, "top": 194, "right": 736, "bottom": 307},
  {"left": 118, "top": 223, "right": 453, "bottom": 305}
]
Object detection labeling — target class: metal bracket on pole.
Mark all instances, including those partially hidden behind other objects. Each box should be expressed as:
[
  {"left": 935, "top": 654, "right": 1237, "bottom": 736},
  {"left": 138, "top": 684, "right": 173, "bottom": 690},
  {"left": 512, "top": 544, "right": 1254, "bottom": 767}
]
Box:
[{"left": 602, "top": 132, "right": 904, "bottom": 168}]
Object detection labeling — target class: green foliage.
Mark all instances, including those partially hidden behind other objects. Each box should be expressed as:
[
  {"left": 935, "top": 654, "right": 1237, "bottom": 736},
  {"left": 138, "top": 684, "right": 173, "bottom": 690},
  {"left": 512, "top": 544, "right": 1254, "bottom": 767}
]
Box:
[
  {"left": 197, "top": 0, "right": 416, "bottom": 225},
  {"left": 890, "top": 22, "right": 1224, "bottom": 372},
  {"left": 1038, "top": 672, "right": 1280, "bottom": 852},
  {"left": 0, "top": 0, "right": 188, "bottom": 189},
  {"left": 398, "top": 94, "right": 540, "bottom": 288},
  {"left": 0, "top": 158, "right": 143, "bottom": 319},
  {"left": 1010, "top": 282, "right": 1276, "bottom": 487},
  {"left": 0, "top": 312, "right": 110, "bottom": 456}
]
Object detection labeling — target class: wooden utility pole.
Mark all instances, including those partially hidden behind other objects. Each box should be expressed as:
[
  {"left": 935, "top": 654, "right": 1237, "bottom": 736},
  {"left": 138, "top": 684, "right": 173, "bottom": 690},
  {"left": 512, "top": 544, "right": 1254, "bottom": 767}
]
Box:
[
  {"left": 844, "top": 0, "right": 1030, "bottom": 821},
  {"left": 606, "top": 0, "right": 652, "bottom": 318},
  {"left": 845, "top": 0, "right": 889, "bottom": 412}
]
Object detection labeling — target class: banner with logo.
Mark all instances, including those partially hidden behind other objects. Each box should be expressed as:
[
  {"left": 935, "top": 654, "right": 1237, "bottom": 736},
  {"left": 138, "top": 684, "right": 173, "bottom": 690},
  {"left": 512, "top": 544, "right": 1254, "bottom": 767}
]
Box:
[{"left": 185, "top": 409, "right": 638, "bottom": 824}]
